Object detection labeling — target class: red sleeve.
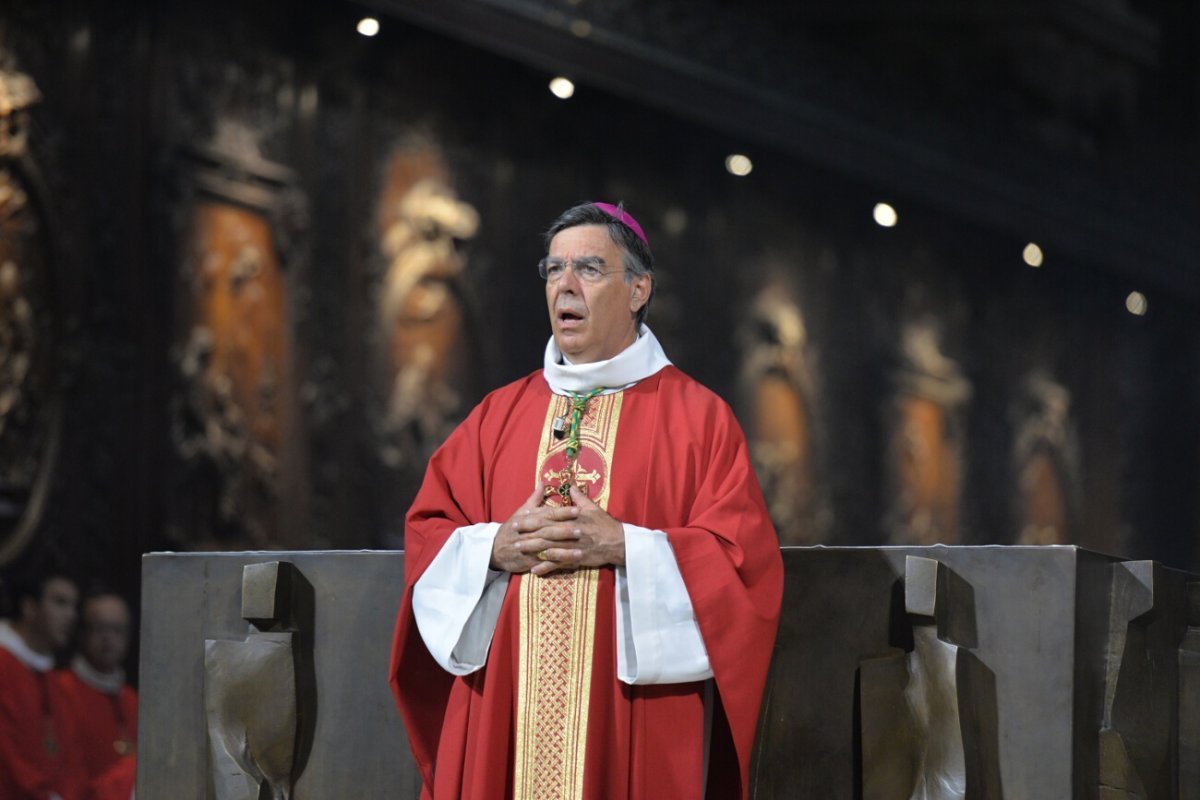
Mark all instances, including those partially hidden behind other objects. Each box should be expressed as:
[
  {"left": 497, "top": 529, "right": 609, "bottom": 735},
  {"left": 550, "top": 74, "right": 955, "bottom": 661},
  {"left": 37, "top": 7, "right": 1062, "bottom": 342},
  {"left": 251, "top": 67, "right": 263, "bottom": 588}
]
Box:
[
  {"left": 387, "top": 392, "right": 496, "bottom": 793},
  {"left": 660, "top": 389, "right": 784, "bottom": 800}
]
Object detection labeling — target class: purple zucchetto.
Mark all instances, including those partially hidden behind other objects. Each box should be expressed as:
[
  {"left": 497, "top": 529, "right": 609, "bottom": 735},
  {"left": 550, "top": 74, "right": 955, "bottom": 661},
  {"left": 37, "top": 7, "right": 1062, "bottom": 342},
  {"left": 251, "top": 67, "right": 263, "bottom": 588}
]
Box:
[{"left": 592, "top": 202, "right": 650, "bottom": 251}]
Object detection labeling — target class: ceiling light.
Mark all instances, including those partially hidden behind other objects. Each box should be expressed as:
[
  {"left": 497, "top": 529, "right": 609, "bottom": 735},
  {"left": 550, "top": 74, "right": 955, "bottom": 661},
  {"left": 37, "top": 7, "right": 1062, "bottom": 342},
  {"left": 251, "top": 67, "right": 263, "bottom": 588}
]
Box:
[
  {"left": 873, "top": 202, "right": 898, "bottom": 227},
  {"left": 548, "top": 76, "right": 575, "bottom": 99},
  {"left": 357, "top": 17, "right": 380, "bottom": 37},
  {"left": 1126, "top": 291, "right": 1148, "bottom": 316},
  {"left": 1023, "top": 243, "right": 1044, "bottom": 268},
  {"left": 725, "top": 154, "right": 753, "bottom": 177}
]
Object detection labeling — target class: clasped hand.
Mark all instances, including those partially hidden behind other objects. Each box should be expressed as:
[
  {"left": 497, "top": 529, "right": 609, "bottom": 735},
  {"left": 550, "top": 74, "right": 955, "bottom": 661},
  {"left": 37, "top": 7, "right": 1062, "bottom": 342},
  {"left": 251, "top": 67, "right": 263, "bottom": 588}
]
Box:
[{"left": 490, "top": 483, "right": 625, "bottom": 576}]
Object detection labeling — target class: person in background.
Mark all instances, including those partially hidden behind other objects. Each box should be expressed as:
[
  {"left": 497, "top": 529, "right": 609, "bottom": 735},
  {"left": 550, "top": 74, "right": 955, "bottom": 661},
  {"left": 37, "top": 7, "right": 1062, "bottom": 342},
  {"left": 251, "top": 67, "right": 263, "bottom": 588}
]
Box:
[
  {"left": 0, "top": 569, "right": 84, "bottom": 800},
  {"left": 52, "top": 591, "right": 137, "bottom": 800}
]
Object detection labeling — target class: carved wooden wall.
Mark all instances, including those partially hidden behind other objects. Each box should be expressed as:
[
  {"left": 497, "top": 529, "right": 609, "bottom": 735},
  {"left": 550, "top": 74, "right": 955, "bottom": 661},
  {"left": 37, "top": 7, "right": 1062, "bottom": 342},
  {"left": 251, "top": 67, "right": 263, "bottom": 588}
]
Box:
[
  {"left": 369, "top": 140, "right": 484, "bottom": 547},
  {"left": 169, "top": 177, "right": 297, "bottom": 550},
  {"left": 0, "top": 0, "right": 1196, "bottom": 629},
  {"left": 0, "top": 64, "right": 60, "bottom": 567}
]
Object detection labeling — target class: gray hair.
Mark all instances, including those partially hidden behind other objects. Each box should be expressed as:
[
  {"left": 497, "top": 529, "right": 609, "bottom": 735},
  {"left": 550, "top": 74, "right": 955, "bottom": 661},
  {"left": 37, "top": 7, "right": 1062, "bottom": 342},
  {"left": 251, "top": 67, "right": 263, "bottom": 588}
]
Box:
[{"left": 544, "top": 202, "right": 654, "bottom": 328}]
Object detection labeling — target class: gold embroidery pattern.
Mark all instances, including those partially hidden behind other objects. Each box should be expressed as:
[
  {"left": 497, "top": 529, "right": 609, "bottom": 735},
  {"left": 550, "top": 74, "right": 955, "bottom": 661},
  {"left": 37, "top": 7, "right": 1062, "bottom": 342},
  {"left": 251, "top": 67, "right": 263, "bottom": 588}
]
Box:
[{"left": 514, "top": 392, "right": 622, "bottom": 799}]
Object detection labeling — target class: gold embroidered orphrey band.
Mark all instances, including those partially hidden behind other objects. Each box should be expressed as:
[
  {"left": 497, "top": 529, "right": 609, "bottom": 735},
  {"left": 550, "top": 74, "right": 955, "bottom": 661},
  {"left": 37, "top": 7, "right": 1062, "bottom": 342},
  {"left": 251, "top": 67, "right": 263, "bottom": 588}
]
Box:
[{"left": 514, "top": 391, "right": 623, "bottom": 800}]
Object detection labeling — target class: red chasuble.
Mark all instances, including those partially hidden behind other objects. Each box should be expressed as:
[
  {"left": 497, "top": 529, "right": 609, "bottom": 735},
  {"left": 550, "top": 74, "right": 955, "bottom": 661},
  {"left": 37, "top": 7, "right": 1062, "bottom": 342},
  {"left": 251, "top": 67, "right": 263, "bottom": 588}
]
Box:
[
  {"left": 0, "top": 649, "right": 86, "bottom": 800},
  {"left": 390, "top": 366, "right": 783, "bottom": 799},
  {"left": 50, "top": 668, "right": 137, "bottom": 797}
]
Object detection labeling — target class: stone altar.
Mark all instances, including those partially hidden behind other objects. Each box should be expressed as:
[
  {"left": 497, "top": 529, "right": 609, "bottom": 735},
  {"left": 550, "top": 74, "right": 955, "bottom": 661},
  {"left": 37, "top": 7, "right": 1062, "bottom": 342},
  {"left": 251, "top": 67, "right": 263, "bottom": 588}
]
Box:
[{"left": 138, "top": 547, "right": 1196, "bottom": 798}]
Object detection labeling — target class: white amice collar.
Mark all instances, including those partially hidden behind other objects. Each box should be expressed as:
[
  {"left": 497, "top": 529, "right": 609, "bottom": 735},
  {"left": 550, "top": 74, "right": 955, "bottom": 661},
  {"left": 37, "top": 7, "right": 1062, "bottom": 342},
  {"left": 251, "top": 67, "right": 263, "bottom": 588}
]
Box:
[
  {"left": 71, "top": 654, "right": 125, "bottom": 695},
  {"left": 0, "top": 619, "right": 53, "bottom": 672},
  {"left": 543, "top": 325, "right": 672, "bottom": 395}
]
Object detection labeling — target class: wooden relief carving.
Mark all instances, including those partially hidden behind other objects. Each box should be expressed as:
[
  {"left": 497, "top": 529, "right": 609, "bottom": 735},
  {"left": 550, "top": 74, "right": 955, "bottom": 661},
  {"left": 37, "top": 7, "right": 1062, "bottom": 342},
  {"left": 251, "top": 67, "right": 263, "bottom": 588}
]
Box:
[
  {"left": 738, "top": 288, "right": 825, "bottom": 544},
  {"left": 885, "top": 321, "right": 971, "bottom": 545},
  {"left": 1012, "top": 373, "right": 1076, "bottom": 545},
  {"left": 0, "top": 62, "right": 60, "bottom": 566},
  {"left": 371, "top": 141, "right": 482, "bottom": 544},
  {"left": 169, "top": 145, "right": 300, "bottom": 550}
]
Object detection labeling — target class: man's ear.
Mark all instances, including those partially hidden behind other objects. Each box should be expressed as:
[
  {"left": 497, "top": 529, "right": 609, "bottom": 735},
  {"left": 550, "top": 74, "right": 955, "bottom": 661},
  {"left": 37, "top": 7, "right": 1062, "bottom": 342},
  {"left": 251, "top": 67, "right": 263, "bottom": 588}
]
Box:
[{"left": 630, "top": 274, "right": 651, "bottom": 311}]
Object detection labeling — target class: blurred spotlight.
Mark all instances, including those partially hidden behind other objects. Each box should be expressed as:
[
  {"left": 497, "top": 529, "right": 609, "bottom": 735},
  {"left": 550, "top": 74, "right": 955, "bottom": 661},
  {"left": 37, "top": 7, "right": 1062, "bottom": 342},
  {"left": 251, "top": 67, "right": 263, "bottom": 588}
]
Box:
[
  {"left": 873, "top": 202, "right": 898, "bottom": 227},
  {"left": 1023, "top": 242, "right": 1044, "bottom": 268},
  {"left": 549, "top": 76, "right": 575, "bottom": 99},
  {"left": 725, "top": 154, "right": 753, "bottom": 176},
  {"left": 1126, "top": 291, "right": 1148, "bottom": 316},
  {"left": 663, "top": 207, "right": 689, "bottom": 236},
  {"left": 357, "top": 17, "right": 380, "bottom": 37},
  {"left": 570, "top": 19, "right": 593, "bottom": 37}
]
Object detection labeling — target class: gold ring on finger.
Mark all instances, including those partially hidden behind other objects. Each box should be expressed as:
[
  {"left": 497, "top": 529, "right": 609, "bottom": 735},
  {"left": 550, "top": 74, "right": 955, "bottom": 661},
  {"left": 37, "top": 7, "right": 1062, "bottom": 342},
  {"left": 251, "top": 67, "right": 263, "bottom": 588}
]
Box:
[{"left": 536, "top": 550, "right": 549, "bottom": 561}]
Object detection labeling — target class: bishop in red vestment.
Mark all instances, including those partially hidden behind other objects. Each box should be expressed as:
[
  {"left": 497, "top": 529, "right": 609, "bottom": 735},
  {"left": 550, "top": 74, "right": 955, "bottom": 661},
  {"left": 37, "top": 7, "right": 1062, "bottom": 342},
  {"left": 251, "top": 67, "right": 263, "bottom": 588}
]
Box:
[{"left": 390, "top": 202, "right": 783, "bottom": 799}]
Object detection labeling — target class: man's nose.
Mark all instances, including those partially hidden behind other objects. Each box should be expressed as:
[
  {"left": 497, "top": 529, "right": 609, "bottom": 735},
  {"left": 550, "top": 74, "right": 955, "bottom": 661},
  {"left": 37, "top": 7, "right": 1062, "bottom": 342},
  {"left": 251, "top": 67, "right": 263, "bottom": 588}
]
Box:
[{"left": 558, "top": 263, "right": 584, "bottom": 290}]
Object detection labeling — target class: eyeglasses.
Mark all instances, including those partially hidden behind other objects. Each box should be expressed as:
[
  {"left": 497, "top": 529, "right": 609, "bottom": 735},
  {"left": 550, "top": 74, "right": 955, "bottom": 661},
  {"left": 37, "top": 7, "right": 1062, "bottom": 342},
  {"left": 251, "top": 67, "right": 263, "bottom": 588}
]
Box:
[{"left": 538, "top": 257, "right": 622, "bottom": 283}]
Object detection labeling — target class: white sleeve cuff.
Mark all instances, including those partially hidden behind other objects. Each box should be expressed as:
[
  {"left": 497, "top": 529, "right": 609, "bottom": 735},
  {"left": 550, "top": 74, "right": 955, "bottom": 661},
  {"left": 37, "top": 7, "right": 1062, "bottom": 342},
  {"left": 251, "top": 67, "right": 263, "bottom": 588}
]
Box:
[
  {"left": 412, "top": 522, "right": 509, "bottom": 675},
  {"left": 616, "top": 524, "right": 713, "bottom": 684}
]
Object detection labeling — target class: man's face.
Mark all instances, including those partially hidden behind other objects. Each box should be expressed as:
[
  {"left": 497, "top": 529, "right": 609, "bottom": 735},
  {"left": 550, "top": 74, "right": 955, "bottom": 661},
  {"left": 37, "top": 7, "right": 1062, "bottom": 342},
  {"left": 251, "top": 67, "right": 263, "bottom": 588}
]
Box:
[
  {"left": 80, "top": 595, "right": 131, "bottom": 673},
  {"left": 32, "top": 577, "right": 79, "bottom": 651},
  {"left": 545, "top": 225, "right": 650, "bottom": 364}
]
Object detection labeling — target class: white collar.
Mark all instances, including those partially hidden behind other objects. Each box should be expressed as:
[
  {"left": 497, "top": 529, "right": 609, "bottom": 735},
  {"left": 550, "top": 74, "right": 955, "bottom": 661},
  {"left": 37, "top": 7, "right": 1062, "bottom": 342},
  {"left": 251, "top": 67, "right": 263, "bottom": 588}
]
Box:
[
  {"left": 543, "top": 325, "right": 672, "bottom": 395},
  {"left": 0, "top": 619, "right": 53, "bottom": 672},
  {"left": 70, "top": 654, "right": 125, "bottom": 695}
]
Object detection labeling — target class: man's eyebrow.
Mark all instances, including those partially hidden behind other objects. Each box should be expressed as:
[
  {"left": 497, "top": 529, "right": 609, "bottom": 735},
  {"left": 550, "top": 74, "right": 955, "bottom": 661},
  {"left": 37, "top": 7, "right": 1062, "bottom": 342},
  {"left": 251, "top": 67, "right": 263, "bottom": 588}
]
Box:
[{"left": 573, "top": 256, "right": 606, "bottom": 266}]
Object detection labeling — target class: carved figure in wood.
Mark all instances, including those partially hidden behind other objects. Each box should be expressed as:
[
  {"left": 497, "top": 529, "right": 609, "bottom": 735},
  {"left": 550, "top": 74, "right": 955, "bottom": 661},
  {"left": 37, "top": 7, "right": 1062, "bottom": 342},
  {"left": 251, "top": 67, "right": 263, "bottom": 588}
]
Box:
[
  {"left": 171, "top": 325, "right": 277, "bottom": 545},
  {"left": 885, "top": 321, "right": 971, "bottom": 545},
  {"left": 1012, "top": 372, "right": 1076, "bottom": 545},
  {"left": 378, "top": 172, "right": 479, "bottom": 469},
  {"left": 737, "top": 287, "right": 822, "bottom": 543}
]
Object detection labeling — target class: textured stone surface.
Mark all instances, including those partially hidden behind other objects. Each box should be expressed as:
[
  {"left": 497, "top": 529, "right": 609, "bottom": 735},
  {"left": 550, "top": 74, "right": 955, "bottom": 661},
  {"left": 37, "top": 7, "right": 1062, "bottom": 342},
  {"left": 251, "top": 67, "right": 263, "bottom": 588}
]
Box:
[{"left": 139, "top": 546, "right": 1197, "bottom": 798}]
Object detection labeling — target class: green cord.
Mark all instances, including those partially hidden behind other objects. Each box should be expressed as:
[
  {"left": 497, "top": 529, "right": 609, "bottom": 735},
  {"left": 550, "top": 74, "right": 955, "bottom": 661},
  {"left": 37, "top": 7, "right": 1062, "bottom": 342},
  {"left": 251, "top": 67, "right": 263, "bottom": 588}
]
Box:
[{"left": 565, "top": 387, "right": 603, "bottom": 461}]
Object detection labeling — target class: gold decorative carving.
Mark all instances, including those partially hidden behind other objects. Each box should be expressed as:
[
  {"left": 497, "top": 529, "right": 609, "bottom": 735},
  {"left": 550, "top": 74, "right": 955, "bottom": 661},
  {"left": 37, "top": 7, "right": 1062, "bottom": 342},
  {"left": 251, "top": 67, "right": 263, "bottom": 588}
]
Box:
[
  {"left": 885, "top": 320, "right": 972, "bottom": 545},
  {"left": 0, "top": 65, "right": 58, "bottom": 566},
  {"left": 376, "top": 152, "right": 480, "bottom": 470},
  {"left": 1012, "top": 372, "right": 1076, "bottom": 545},
  {"left": 0, "top": 174, "right": 33, "bottom": 440},
  {"left": 371, "top": 141, "right": 485, "bottom": 547},
  {"left": 738, "top": 287, "right": 826, "bottom": 544},
  {"left": 0, "top": 67, "right": 40, "bottom": 158}
]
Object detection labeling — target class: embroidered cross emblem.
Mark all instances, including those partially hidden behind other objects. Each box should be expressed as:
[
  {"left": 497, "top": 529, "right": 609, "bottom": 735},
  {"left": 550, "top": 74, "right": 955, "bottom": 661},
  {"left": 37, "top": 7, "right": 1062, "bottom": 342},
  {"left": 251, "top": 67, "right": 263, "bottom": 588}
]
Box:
[{"left": 542, "top": 463, "right": 599, "bottom": 504}]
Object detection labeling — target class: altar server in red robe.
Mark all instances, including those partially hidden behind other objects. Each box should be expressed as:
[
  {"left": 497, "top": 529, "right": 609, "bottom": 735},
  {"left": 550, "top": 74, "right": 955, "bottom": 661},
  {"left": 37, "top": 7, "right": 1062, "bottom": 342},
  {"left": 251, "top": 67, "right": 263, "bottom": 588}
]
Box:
[
  {"left": 0, "top": 570, "right": 85, "bottom": 800},
  {"left": 52, "top": 592, "right": 137, "bottom": 800},
  {"left": 390, "top": 201, "right": 784, "bottom": 799}
]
